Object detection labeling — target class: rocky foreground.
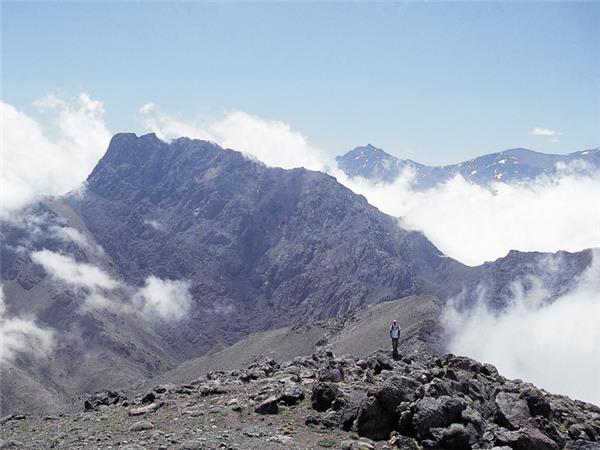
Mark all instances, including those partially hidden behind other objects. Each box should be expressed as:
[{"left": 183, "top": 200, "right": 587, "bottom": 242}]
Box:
[{"left": 2, "top": 349, "right": 599, "bottom": 450}]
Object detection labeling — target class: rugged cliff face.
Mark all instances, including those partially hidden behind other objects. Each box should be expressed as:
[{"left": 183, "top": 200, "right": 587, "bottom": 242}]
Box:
[{"left": 68, "top": 133, "right": 463, "bottom": 351}]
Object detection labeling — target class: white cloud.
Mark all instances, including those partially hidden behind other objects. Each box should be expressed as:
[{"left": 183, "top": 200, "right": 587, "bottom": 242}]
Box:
[
  {"left": 0, "top": 285, "right": 54, "bottom": 363},
  {"left": 31, "top": 249, "right": 120, "bottom": 291},
  {"left": 336, "top": 168, "right": 600, "bottom": 266},
  {"left": 30, "top": 249, "right": 191, "bottom": 321},
  {"left": 50, "top": 226, "right": 105, "bottom": 256},
  {"left": 132, "top": 276, "right": 192, "bottom": 321},
  {"left": 143, "top": 219, "right": 166, "bottom": 232},
  {"left": 139, "top": 102, "right": 156, "bottom": 114},
  {"left": 443, "top": 250, "right": 600, "bottom": 405},
  {"left": 139, "top": 105, "right": 327, "bottom": 171},
  {"left": 530, "top": 127, "right": 559, "bottom": 137},
  {"left": 0, "top": 94, "right": 111, "bottom": 217}
]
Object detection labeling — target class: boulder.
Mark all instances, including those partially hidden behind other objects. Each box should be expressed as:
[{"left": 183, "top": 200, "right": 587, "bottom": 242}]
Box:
[
  {"left": 429, "top": 423, "right": 472, "bottom": 449},
  {"left": 311, "top": 382, "right": 342, "bottom": 412},
  {"left": 180, "top": 439, "right": 206, "bottom": 450},
  {"left": 367, "top": 355, "right": 394, "bottom": 375},
  {"left": 128, "top": 401, "right": 164, "bottom": 416},
  {"left": 139, "top": 391, "right": 155, "bottom": 404},
  {"left": 254, "top": 396, "right": 279, "bottom": 415},
  {"left": 199, "top": 381, "right": 228, "bottom": 396},
  {"left": 495, "top": 392, "right": 531, "bottom": 430},
  {"left": 412, "top": 396, "right": 466, "bottom": 438},
  {"left": 83, "top": 390, "right": 127, "bottom": 411},
  {"left": 280, "top": 380, "right": 304, "bottom": 405},
  {"left": 388, "top": 432, "right": 421, "bottom": 449},
  {"left": 318, "top": 362, "right": 344, "bottom": 382},
  {"left": 341, "top": 440, "right": 375, "bottom": 450},
  {"left": 568, "top": 423, "right": 597, "bottom": 441},
  {"left": 355, "top": 396, "right": 395, "bottom": 440},
  {"left": 494, "top": 426, "right": 559, "bottom": 450},
  {"left": 128, "top": 420, "right": 154, "bottom": 432},
  {"left": 339, "top": 404, "right": 358, "bottom": 431},
  {"left": 481, "top": 363, "right": 500, "bottom": 379},
  {"left": 521, "top": 388, "right": 552, "bottom": 418},
  {"left": 373, "top": 376, "right": 421, "bottom": 415}
]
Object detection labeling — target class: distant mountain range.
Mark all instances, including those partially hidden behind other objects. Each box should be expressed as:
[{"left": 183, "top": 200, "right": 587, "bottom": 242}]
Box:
[
  {"left": 0, "top": 133, "right": 595, "bottom": 414},
  {"left": 336, "top": 144, "right": 600, "bottom": 188}
]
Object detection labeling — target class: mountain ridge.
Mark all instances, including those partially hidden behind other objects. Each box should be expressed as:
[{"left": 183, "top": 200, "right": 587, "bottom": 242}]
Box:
[{"left": 336, "top": 144, "right": 600, "bottom": 188}]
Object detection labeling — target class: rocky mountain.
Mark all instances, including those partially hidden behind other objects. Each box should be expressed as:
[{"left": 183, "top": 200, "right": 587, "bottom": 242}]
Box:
[
  {"left": 0, "top": 133, "right": 595, "bottom": 416},
  {"left": 336, "top": 144, "right": 600, "bottom": 188},
  {"left": 3, "top": 344, "right": 599, "bottom": 449}
]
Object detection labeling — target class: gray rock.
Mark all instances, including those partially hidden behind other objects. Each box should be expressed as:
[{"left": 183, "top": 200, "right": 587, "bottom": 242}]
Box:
[
  {"left": 372, "top": 376, "right": 420, "bottom": 415},
  {"left": 521, "top": 388, "right": 552, "bottom": 418},
  {"left": 495, "top": 392, "right": 532, "bottom": 430},
  {"left": 227, "top": 398, "right": 243, "bottom": 411},
  {"left": 311, "top": 382, "right": 342, "bottom": 412},
  {"left": 268, "top": 435, "right": 293, "bottom": 444},
  {"left": 254, "top": 396, "right": 279, "bottom": 415},
  {"left": 183, "top": 407, "right": 204, "bottom": 417},
  {"left": 199, "top": 381, "right": 228, "bottom": 396},
  {"left": 128, "top": 401, "right": 165, "bottom": 416},
  {"left": 280, "top": 380, "right": 304, "bottom": 405},
  {"left": 180, "top": 439, "right": 206, "bottom": 450},
  {"left": 568, "top": 423, "right": 597, "bottom": 441},
  {"left": 494, "top": 426, "right": 559, "bottom": 450},
  {"left": 430, "top": 423, "right": 472, "bottom": 449},
  {"left": 318, "top": 365, "right": 344, "bottom": 382},
  {"left": 42, "top": 415, "right": 60, "bottom": 421},
  {"left": 412, "top": 396, "right": 466, "bottom": 438},
  {"left": 128, "top": 420, "right": 154, "bottom": 432},
  {"left": 0, "top": 441, "right": 24, "bottom": 449},
  {"left": 341, "top": 440, "right": 375, "bottom": 450},
  {"left": 0, "top": 415, "right": 25, "bottom": 424},
  {"left": 355, "top": 396, "right": 395, "bottom": 440},
  {"left": 83, "top": 390, "right": 127, "bottom": 411}
]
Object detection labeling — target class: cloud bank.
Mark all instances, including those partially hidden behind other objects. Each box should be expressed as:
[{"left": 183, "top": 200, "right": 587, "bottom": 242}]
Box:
[
  {"left": 337, "top": 169, "right": 600, "bottom": 265},
  {"left": 0, "top": 285, "right": 54, "bottom": 364},
  {"left": 1, "top": 94, "right": 111, "bottom": 217},
  {"left": 443, "top": 250, "right": 600, "bottom": 405},
  {"left": 132, "top": 276, "right": 192, "bottom": 321},
  {"left": 139, "top": 103, "right": 327, "bottom": 171},
  {"left": 31, "top": 249, "right": 119, "bottom": 291},
  {"left": 31, "top": 249, "right": 191, "bottom": 321}
]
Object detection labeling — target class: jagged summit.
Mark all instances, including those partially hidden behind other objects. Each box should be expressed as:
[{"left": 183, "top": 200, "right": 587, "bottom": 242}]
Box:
[{"left": 93, "top": 132, "right": 221, "bottom": 173}]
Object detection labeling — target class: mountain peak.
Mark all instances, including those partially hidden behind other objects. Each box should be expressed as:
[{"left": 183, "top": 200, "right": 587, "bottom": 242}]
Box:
[{"left": 335, "top": 144, "right": 404, "bottom": 183}]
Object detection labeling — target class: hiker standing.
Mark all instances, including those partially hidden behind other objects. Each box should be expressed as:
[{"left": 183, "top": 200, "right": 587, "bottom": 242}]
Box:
[{"left": 390, "top": 319, "right": 401, "bottom": 359}]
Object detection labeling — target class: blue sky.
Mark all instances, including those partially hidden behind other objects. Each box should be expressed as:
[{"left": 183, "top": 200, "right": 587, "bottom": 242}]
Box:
[{"left": 2, "top": 1, "right": 599, "bottom": 165}]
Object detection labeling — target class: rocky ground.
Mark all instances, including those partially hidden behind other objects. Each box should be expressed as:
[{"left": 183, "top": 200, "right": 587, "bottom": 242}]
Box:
[{"left": 2, "top": 348, "right": 599, "bottom": 450}]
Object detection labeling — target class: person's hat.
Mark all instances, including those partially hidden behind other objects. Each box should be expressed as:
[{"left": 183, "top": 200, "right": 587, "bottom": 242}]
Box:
[{"left": 393, "top": 319, "right": 397, "bottom": 323}]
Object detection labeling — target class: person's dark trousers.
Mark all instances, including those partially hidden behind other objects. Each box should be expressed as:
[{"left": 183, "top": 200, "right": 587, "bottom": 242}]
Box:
[{"left": 392, "top": 337, "right": 399, "bottom": 359}]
